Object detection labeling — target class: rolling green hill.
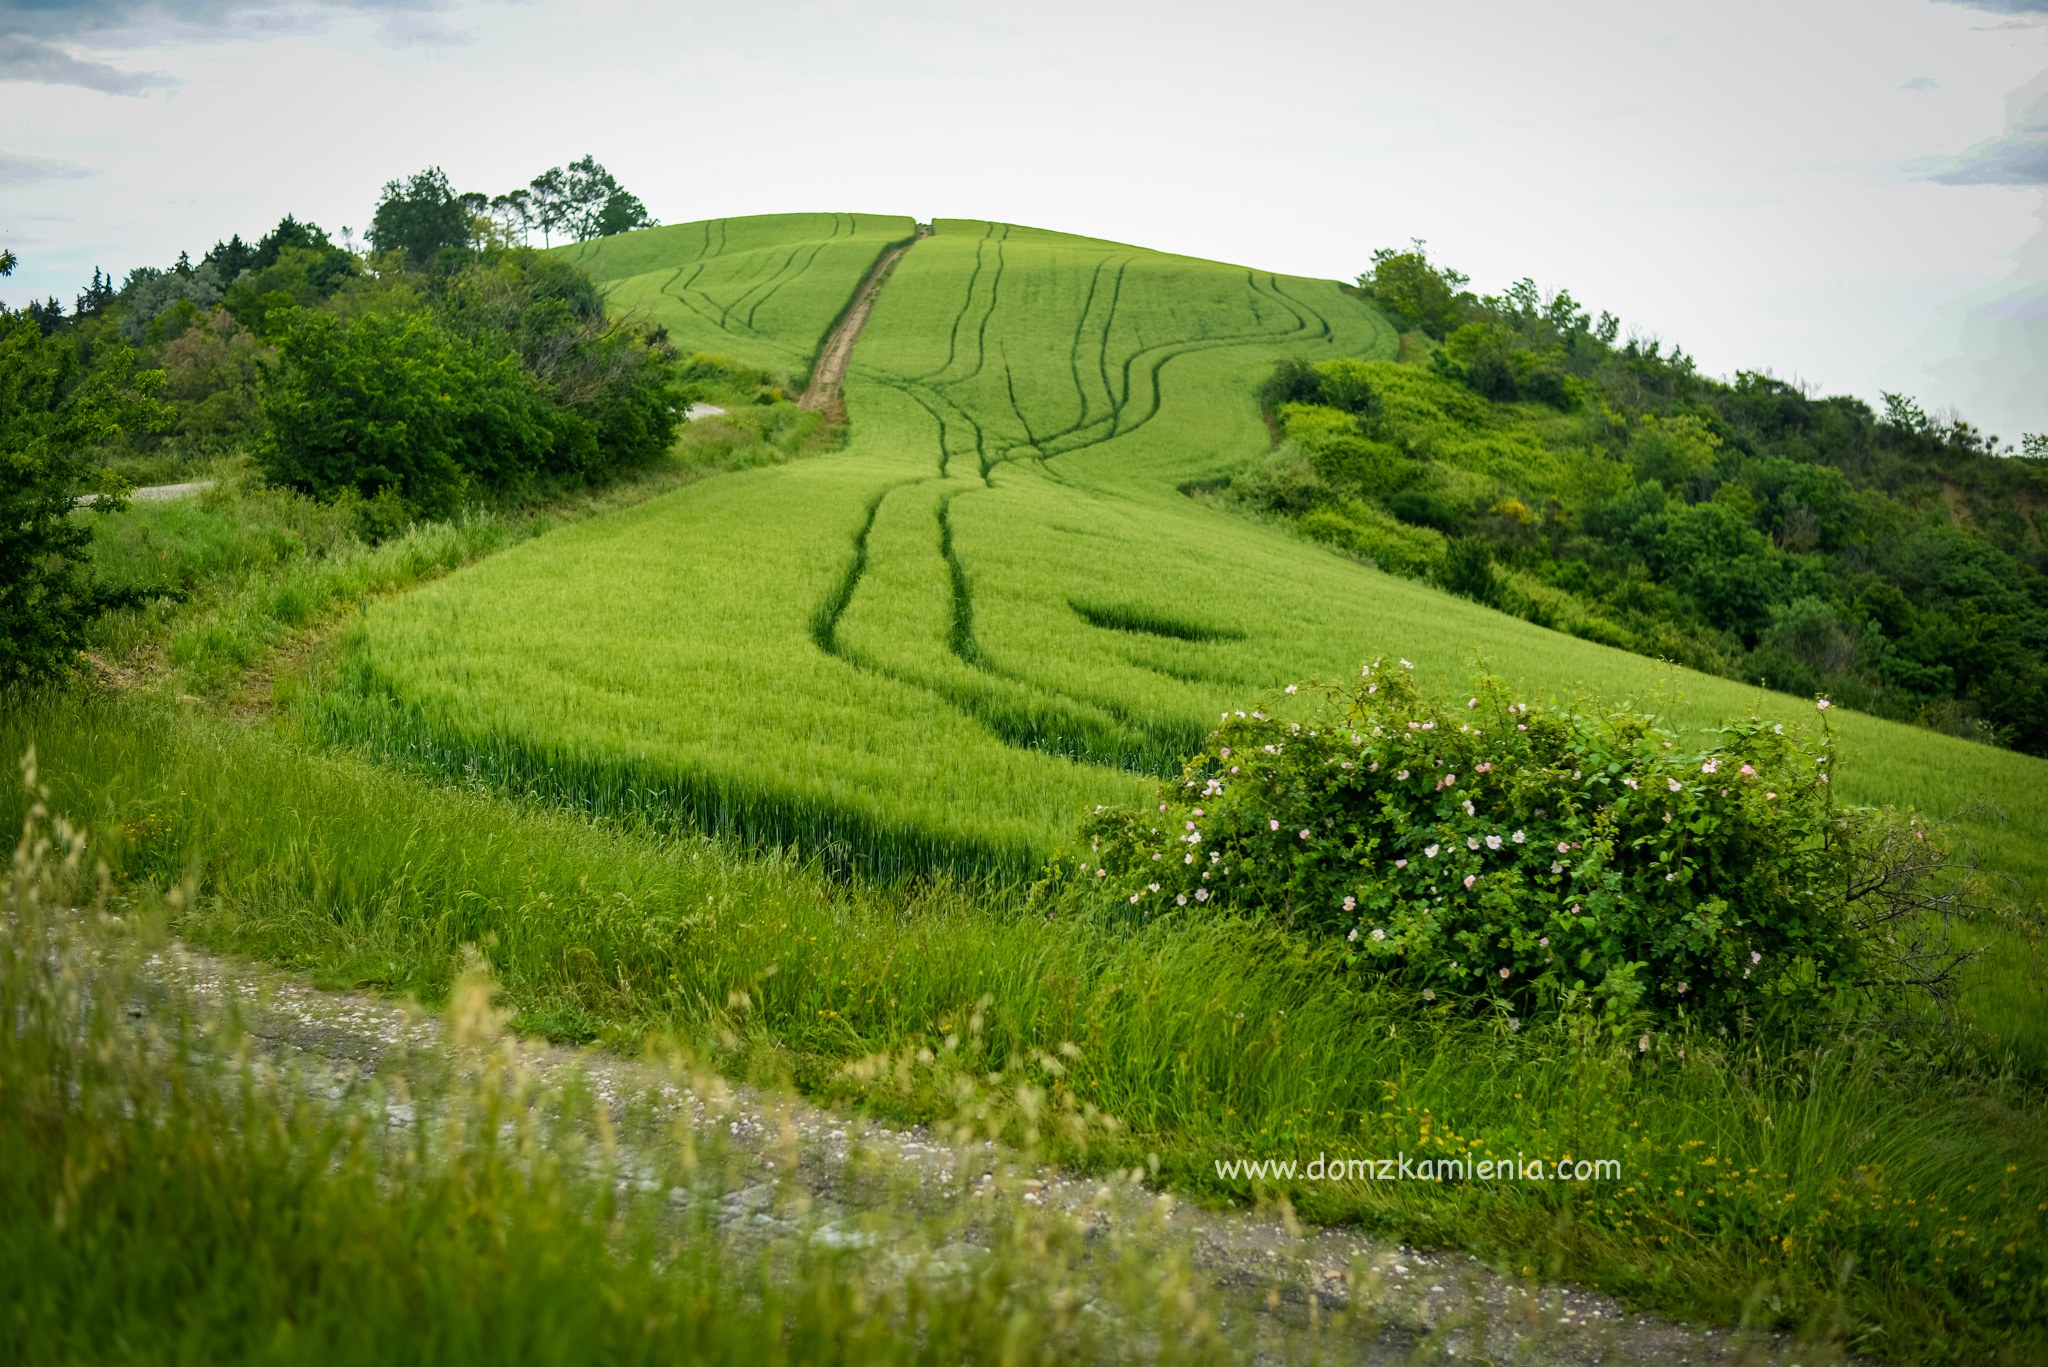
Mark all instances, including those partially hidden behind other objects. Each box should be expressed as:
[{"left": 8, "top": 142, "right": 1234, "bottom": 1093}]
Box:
[
  {"left": 567, "top": 212, "right": 916, "bottom": 377},
  {"left": 322, "top": 215, "right": 2048, "bottom": 905}
]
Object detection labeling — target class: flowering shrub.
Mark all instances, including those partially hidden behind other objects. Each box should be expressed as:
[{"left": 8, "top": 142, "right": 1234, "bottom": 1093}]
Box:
[{"left": 1076, "top": 661, "right": 1868, "bottom": 1028}]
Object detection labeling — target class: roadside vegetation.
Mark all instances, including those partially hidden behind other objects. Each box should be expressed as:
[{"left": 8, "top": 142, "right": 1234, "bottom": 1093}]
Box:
[
  {"left": 4, "top": 690, "right": 2043, "bottom": 1359},
  {"left": 1, "top": 776, "right": 1255, "bottom": 1366},
  {"left": 4, "top": 207, "right": 2046, "bottom": 1361}
]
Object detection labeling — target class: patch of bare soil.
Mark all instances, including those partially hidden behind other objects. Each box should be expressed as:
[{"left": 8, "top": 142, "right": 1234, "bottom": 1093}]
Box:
[{"left": 798, "top": 223, "right": 932, "bottom": 418}]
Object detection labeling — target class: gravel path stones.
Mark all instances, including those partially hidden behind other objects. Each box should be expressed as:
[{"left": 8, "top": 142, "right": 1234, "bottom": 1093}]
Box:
[{"left": 138, "top": 942, "right": 1835, "bottom": 1366}]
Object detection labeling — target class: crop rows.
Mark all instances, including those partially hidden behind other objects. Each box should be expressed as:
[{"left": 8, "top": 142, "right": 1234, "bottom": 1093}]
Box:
[
  {"left": 324, "top": 215, "right": 2048, "bottom": 902},
  {"left": 569, "top": 212, "right": 915, "bottom": 376}
]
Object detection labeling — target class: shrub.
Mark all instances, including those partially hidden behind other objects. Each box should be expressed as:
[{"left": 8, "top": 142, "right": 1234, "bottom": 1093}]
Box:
[
  {"left": 0, "top": 309, "right": 166, "bottom": 684},
  {"left": 1440, "top": 323, "right": 1520, "bottom": 402},
  {"left": 1437, "top": 537, "right": 1498, "bottom": 604},
  {"left": 1294, "top": 500, "right": 1443, "bottom": 575},
  {"left": 1256, "top": 356, "right": 1322, "bottom": 411},
  {"left": 1384, "top": 486, "right": 1463, "bottom": 534},
  {"left": 1313, "top": 358, "right": 1385, "bottom": 422},
  {"left": 255, "top": 307, "right": 554, "bottom": 517},
  {"left": 1077, "top": 662, "right": 1922, "bottom": 1031}
]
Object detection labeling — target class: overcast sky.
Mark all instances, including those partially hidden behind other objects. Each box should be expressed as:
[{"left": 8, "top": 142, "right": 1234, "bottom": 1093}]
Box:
[{"left": 3, "top": 0, "right": 2043, "bottom": 441}]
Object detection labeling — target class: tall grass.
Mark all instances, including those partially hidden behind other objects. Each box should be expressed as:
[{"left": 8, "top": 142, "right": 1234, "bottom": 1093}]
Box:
[
  {"left": 1, "top": 757, "right": 1265, "bottom": 1366},
  {"left": 80, "top": 455, "right": 715, "bottom": 699},
  {"left": 7, "top": 693, "right": 2042, "bottom": 1360}
]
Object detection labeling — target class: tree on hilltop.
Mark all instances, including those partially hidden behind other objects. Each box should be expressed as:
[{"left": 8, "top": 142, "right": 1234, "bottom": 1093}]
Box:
[
  {"left": 525, "top": 167, "right": 571, "bottom": 248},
  {"left": 1357, "top": 240, "right": 1472, "bottom": 339},
  {"left": 499, "top": 158, "right": 655, "bottom": 247},
  {"left": 369, "top": 167, "right": 472, "bottom": 269},
  {"left": 560, "top": 155, "right": 656, "bottom": 241}
]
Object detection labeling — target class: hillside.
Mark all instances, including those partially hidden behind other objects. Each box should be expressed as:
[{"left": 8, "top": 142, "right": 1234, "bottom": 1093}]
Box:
[
  {"left": 14, "top": 207, "right": 2048, "bottom": 1359},
  {"left": 325, "top": 214, "right": 2048, "bottom": 901}
]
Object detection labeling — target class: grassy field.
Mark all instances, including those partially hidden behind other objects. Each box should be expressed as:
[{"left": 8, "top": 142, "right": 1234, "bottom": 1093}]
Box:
[
  {"left": 33, "top": 212, "right": 2045, "bottom": 1358},
  {"left": 7, "top": 693, "right": 2042, "bottom": 1359},
  {"left": 1, "top": 782, "right": 1260, "bottom": 1367},
  {"left": 561, "top": 212, "right": 915, "bottom": 380},
  {"left": 320, "top": 217, "right": 2048, "bottom": 903}
]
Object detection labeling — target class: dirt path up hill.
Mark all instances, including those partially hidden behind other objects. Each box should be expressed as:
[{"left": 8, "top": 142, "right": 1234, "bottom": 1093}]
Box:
[{"left": 799, "top": 222, "right": 931, "bottom": 418}]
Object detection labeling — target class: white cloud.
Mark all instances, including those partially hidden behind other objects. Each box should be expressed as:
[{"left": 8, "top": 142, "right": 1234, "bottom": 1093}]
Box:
[{"left": 0, "top": 0, "right": 2040, "bottom": 439}]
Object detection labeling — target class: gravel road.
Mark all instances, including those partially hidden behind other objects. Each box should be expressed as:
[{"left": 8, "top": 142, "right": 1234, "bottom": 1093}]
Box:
[{"left": 132, "top": 942, "right": 1838, "bottom": 1367}]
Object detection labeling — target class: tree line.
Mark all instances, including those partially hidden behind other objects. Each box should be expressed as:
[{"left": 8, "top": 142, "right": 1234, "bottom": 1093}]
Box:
[
  {"left": 1236, "top": 243, "right": 2048, "bottom": 755},
  {"left": 0, "top": 159, "right": 679, "bottom": 685}
]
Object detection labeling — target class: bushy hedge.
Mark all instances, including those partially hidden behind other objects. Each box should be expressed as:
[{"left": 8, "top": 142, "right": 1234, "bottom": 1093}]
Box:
[
  {"left": 254, "top": 251, "right": 684, "bottom": 519},
  {"left": 255, "top": 309, "right": 553, "bottom": 518},
  {"left": 1077, "top": 661, "right": 1876, "bottom": 1029}
]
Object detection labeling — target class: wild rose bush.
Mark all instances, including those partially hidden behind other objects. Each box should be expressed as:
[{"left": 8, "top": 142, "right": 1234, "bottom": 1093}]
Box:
[{"left": 1076, "top": 660, "right": 1864, "bottom": 1028}]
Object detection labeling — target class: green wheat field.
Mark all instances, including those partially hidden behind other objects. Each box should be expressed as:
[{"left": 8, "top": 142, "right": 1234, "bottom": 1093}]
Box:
[
  {"left": 12, "top": 212, "right": 2047, "bottom": 1361},
  {"left": 321, "top": 213, "right": 2047, "bottom": 893}
]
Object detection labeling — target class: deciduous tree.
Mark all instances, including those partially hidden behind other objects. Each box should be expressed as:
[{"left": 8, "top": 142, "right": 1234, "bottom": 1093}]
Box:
[{"left": 368, "top": 167, "right": 471, "bottom": 270}]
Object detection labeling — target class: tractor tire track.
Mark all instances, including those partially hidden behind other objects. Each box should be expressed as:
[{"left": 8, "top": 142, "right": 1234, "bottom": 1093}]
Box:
[
  {"left": 810, "top": 480, "right": 921, "bottom": 655},
  {"left": 957, "top": 225, "right": 1010, "bottom": 387},
  {"left": 907, "top": 222, "right": 996, "bottom": 385},
  {"left": 1065, "top": 254, "right": 1113, "bottom": 433},
  {"left": 722, "top": 242, "right": 804, "bottom": 330},
  {"left": 1037, "top": 273, "right": 1324, "bottom": 463},
  {"left": 741, "top": 214, "right": 850, "bottom": 330},
  {"left": 816, "top": 233, "right": 1345, "bottom": 770}
]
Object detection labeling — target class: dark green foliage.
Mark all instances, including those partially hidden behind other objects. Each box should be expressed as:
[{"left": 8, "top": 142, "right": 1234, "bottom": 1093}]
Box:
[
  {"left": 74, "top": 268, "right": 115, "bottom": 320},
  {"left": 1653, "top": 500, "right": 1782, "bottom": 637},
  {"left": 220, "top": 218, "right": 359, "bottom": 338},
  {"left": 369, "top": 166, "right": 473, "bottom": 270},
  {"left": 1438, "top": 537, "right": 1496, "bottom": 603},
  {"left": 1356, "top": 240, "right": 1469, "bottom": 339},
  {"left": 203, "top": 232, "right": 257, "bottom": 281},
  {"left": 253, "top": 247, "right": 684, "bottom": 515},
  {"left": 1080, "top": 663, "right": 1917, "bottom": 1032},
  {"left": 0, "top": 305, "right": 166, "bottom": 683},
  {"left": 23, "top": 297, "right": 65, "bottom": 335},
  {"left": 1256, "top": 356, "right": 1323, "bottom": 409},
  {"left": 437, "top": 248, "right": 684, "bottom": 474},
  {"left": 255, "top": 308, "right": 555, "bottom": 516},
  {"left": 1243, "top": 244, "right": 2048, "bottom": 756}
]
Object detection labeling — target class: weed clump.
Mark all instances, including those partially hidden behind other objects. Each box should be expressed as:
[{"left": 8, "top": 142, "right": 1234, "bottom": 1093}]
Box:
[{"left": 1077, "top": 660, "right": 1975, "bottom": 1031}]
